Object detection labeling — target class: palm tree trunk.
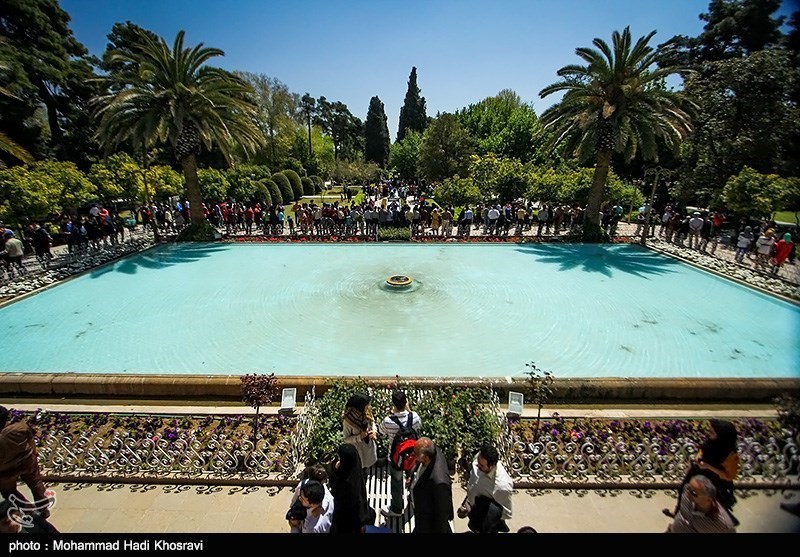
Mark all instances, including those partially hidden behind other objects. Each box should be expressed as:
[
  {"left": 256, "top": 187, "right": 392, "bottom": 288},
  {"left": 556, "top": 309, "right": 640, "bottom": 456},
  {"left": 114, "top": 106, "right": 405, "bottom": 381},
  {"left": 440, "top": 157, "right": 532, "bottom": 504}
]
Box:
[
  {"left": 181, "top": 154, "right": 205, "bottom": 226},
  {"left": 582, "top": 149, "right": 613, "bottom": 242},
  {"left": 307, "top": 118, "right": 313, "bottom": 158}
]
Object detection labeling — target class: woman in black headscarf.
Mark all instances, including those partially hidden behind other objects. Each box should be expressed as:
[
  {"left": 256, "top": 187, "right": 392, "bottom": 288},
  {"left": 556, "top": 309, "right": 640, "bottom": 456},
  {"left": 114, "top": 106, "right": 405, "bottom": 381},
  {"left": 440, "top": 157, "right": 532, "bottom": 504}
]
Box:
[
  {"left": 342, "top": 392, "right": 377, "bottom": 470},
  {"left": 664, "top": 419, "right": 740, "bottom": 518},
  {"left": 329, "top": 443, "right": 375, "bottom": 533}
]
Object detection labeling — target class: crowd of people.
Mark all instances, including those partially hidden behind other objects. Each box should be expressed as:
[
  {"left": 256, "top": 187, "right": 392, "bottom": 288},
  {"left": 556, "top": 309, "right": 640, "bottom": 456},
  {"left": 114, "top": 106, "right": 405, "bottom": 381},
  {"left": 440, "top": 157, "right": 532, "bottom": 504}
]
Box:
[
  {"left": 0, "top": 203, "right": 144, "bottom": 280},
  {"left": 2, "top": 179, "right": 796, "bottom": 283},
  {"left": 277, "top": 391, "right": 751, "bottom": 535}
]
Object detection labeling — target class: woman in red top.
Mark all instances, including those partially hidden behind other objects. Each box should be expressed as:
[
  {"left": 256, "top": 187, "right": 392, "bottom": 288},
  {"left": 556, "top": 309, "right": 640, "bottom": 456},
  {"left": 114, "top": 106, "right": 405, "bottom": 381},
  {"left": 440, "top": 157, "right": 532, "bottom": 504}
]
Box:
[{"left": 770, "top": 232, "right": 795, "bottom": 275}]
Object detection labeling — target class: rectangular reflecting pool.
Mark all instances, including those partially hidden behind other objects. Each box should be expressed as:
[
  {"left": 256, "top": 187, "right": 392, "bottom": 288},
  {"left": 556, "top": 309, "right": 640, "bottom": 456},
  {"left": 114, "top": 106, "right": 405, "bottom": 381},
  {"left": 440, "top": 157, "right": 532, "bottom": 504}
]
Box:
[{"left": 1, "top": 243, "right": 798, "bottom": 379}]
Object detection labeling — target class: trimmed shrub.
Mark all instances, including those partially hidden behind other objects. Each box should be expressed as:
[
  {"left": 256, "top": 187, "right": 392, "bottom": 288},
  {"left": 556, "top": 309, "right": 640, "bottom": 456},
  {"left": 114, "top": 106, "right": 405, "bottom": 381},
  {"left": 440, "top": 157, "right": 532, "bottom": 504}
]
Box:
[
  {"left": 254, "top": 182, "right": 271, "bottom": 206},
  {"left": 263, "top": 179, "right": 282, "bottom": 206},
  {"left": 300, "top": 176, "right": 314, "bottom": 197},
  {"left": 282, "top": 170, "right": 304, "bottom": 201},
  {"left": 377, "top": 227, "right": 411, "bottom": 241},
  {"left": 176, "top": 222, "right": 218, "bottom": 242},
  {"left": 272, "top": 172, "right": 294, "bottom": 203},
  {"left": 226, "top": 165, "right": 271, "bottom": 204},
  {"left": 309, "top": 175, "right": 324, "bottom": 194}
]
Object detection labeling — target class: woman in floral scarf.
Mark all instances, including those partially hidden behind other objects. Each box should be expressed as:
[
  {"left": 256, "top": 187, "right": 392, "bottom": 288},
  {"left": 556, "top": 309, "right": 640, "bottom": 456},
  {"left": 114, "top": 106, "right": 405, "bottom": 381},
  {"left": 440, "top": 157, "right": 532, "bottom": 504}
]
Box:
[{"left": 342, "top": 392, "right": 377, "bottom": 470}]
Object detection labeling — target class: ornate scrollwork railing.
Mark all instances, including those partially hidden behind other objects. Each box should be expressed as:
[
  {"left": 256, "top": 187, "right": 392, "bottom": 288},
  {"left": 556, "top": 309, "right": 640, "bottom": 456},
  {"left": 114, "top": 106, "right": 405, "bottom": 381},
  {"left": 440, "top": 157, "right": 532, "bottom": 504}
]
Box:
[
  {"left": 505, "top": 429, "right": 799, "bottom": 486},
  {"left": 31, "top": 394, "right": 799, "bottom": 488},
  {"left": 37, "top": 411, "right": 308, "bottom": 483}
]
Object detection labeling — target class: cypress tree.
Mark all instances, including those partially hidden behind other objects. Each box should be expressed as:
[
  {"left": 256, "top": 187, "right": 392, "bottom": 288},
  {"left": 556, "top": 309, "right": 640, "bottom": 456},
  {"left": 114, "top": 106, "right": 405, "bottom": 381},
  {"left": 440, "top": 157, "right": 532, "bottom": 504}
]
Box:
[
  {"left": 364, "top": 96, "right": 390, "bottom": 167},
  {"left": 397, "top": 66, "right": 428, "bottom": 141}
]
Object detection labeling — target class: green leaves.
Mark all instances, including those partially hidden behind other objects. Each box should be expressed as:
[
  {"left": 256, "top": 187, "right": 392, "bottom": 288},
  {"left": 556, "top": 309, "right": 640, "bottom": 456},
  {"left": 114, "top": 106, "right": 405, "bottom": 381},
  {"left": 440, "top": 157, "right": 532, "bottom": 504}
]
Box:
[
  {"left": 418, "top": 114, "right": 475, "bottom": 183},
  {"left": 389, "top": 130, "right": 422, "bottom": 181},
  {"left": 0, "top": 161, "right": 95, "bottom": 224},
  {"left": 432, "top": 175, "right": 481, "bottom": 209},
  {"left": 397, "top": 67, "right": 428, "bottom": 142},
  {"left": 723, "top": 165, "right": 794, "bottom": 220},
  {"left": 364, "top": 96, "right": 390, "bottom": 168}
]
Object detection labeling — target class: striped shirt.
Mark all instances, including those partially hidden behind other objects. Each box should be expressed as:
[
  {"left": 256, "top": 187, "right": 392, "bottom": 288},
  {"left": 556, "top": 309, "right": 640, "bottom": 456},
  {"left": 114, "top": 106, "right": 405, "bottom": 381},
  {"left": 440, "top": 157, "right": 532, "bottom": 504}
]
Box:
[{"left": 668, "top": 493, "right": 736, "bottom": 533}]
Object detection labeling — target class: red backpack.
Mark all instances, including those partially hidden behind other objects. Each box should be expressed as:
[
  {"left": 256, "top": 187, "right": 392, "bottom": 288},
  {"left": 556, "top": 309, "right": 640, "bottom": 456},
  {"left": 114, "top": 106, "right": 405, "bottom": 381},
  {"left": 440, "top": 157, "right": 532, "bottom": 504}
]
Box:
[{"left": 389, "top": 413, "right": 419, "bottom": 472}]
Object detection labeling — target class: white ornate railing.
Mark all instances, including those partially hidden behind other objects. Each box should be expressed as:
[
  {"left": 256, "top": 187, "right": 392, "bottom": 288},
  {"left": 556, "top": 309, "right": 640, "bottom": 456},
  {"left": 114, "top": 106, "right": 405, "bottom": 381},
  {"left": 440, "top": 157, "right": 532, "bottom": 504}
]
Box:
[{"left": 30, "top": 393, "right": 799, "bottom": 488}]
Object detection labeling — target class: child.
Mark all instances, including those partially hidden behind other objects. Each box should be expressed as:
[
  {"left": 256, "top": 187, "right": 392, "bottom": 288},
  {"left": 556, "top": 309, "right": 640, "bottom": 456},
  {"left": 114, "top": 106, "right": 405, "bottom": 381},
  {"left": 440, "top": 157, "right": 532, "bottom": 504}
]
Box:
[{"left": 735, "top": 226, "right": 754, "bottom": 263}]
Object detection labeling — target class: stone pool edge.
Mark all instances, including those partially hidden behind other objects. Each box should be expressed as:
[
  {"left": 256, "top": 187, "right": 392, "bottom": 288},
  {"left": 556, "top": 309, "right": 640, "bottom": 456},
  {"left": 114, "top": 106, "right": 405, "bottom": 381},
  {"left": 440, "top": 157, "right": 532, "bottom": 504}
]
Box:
[{"left": 1, "top": 373, "right": 798, "bottom": 404}]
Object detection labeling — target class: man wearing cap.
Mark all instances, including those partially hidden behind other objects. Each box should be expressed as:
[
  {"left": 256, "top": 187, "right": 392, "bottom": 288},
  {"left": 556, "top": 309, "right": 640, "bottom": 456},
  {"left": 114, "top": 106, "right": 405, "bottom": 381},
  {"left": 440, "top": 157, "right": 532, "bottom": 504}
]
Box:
[{"left": 0, "top": 407, "right": 50, "bottom": 518}]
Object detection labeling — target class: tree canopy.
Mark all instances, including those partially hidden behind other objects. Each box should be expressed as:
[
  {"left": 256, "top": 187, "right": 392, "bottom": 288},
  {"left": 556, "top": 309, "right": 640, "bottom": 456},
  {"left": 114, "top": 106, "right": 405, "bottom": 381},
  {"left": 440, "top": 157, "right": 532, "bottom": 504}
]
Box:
[
  {"left": 397, "top": 66, "right": 428, "bottom": 141},
  {"left": 364, "top": 95, "right": 390, "bottom": 167}
]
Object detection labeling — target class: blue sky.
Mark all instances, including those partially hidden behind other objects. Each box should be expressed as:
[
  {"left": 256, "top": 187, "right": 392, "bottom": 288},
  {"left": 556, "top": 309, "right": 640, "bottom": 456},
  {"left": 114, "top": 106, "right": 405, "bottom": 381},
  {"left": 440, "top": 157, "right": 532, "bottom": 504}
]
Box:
[{"left": 61, "top": 0, "right": 796, "bottom": 140}]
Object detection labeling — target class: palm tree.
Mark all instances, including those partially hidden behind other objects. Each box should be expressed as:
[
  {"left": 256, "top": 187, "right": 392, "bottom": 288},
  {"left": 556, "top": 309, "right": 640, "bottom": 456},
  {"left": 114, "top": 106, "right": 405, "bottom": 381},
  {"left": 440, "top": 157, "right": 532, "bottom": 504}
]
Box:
[
  {"left": 93, "top": 30, "right": 264, "bottom": 226},
  {"left": 539, "top": 27, "right": 694, "bottom": 242}
]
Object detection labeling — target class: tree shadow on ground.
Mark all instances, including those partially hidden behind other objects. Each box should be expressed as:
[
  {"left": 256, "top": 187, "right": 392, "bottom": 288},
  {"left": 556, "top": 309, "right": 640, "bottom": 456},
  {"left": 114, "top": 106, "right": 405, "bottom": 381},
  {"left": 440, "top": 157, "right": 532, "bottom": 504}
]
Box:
[
  {"left": 89, "top": 243, "right": 230, "bottom": 278},
  {"left": 514, "top": 243, "right": 680, "bottom": 279}
]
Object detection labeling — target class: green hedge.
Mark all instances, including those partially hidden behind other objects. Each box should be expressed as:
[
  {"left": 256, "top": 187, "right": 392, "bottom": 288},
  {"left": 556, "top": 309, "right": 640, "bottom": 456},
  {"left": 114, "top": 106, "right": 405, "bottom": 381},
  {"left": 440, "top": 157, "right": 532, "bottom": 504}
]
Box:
[
  {"left": 301, "top": 176, "right": 314, "bottom": 196},
  {"left": 253, "top": 182, "right": 271, "bottom": 206},
  {"left": 304, "top": 379, "right": 500, "bottom": 469},
  {"left": 377, "top": 227, "right": 411, "bottom": 241},
  {"left": 282, "top": 170, "right": 304, "bottom": 201},
  {"left": 262, "top": 178, "right": 282, "bottom": 206},
  {"left": 309, "top": 175, "right": 324, "bottom": 194},
  {"left": 272, "top": 172, "right": 294, "bottom": 203}
]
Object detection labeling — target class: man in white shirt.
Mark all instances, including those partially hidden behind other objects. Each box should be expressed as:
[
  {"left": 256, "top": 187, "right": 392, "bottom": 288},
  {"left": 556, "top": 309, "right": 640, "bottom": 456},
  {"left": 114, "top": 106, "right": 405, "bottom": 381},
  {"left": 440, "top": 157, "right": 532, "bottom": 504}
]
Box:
[
  {"left": 457, "top": 443, "right": 513, "bottom": 533},
  {"left": 290, "top": 480, "right": 334, "bottom": 533},
  {"left": 536, "top": 205, "right": 549, "bottom": 238},
  {"left": 688, "top": 212, "right": 704, "bottom": 249},
  {"left": 487, "top": 205, "right": 500, "bottom": 236},
  {"left": 379, "top": 390, "right": 421, "bottom": 517}
]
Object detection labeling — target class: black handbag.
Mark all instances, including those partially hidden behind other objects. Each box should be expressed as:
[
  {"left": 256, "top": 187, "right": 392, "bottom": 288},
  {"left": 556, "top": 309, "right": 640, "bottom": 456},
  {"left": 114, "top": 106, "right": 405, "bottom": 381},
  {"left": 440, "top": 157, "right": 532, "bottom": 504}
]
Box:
[{"left": 285, "top": 498, "right": 307, "bottom": 521}]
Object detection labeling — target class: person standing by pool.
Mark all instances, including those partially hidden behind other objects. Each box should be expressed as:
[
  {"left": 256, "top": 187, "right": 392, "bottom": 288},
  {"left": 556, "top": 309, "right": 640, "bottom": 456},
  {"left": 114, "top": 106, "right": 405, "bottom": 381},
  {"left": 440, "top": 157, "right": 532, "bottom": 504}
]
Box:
[
  {"left": 734, "top": 226, "right": 754, "bottom": 263},
  {"left": 770, "top": 232, "right": 795, "bottom": 276},
  {"left": 329, "top": 443, "right": 375, "bottom": 533},
  {"left": 754, "top": 229, "right": 776, "bottom": 270},
  {"left": 378, "top": 390, "right": 421, "bottom": 518},
  {"left": 342, "top": 393, "right": 377, "bottom": 472},
  {"left": 457, "top": 443, "right": 513, "bottom": 533},
  {"left": 442, "top": 206, "right": 453, "bottom": 237},
  {"left": 2, "top": 232, "right": 25, "bottom": 276}
]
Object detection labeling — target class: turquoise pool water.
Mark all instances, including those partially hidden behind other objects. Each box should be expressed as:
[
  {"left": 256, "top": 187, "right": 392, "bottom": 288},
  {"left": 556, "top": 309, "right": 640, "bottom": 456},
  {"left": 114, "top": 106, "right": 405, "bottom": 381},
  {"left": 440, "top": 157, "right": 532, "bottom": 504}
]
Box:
[{"left": 1, "top": 243, "right": 798, "bottom": 379}]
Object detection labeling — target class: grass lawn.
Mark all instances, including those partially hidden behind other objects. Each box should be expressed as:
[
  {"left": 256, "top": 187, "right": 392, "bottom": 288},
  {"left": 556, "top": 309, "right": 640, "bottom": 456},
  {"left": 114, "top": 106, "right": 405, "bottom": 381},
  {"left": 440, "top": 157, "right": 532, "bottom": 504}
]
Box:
[{"left": 774, "top": 211, "right": 799, "bottom": 225}]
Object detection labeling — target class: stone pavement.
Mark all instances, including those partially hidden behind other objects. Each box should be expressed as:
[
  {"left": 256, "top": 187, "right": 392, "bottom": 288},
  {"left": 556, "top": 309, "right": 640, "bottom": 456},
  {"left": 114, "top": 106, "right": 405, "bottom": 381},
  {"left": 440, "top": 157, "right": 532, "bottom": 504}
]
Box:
[{"left": 21, "top": 473, "right": 800, "bottom": 534}]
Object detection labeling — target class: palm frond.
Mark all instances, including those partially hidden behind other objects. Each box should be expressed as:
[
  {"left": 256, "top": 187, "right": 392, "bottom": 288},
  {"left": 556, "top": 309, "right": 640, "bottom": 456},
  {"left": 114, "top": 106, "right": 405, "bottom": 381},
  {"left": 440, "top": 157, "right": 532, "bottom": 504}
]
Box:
[{"left": 0, "top": 131, "right": 33, "bottom": 163}]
